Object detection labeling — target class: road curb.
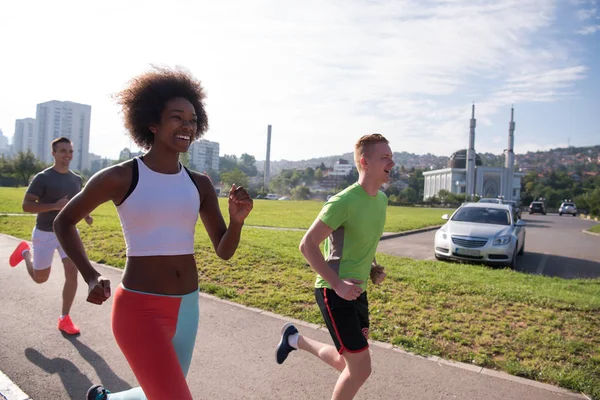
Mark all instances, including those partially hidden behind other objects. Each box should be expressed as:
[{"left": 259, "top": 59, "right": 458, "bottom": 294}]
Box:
[
  {"left": 582, "top": 229, "right": 600, "bottom": 237},
  {"left": 0, "top": 232, "right": 588, "bottom": 399},
  {"left": 0, "top": 215, "right": 443, "bottom": 241},
  {"left": 0, "top": 370, "right": 31, "bottom": 400},
  {"left": 380, "top": 225, "right": 442, "bottom": 240}
]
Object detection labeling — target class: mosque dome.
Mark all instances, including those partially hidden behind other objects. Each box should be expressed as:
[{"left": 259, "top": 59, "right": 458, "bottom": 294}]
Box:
[{"left": 447, "top": 149, "right": 483, "bottom": 169}]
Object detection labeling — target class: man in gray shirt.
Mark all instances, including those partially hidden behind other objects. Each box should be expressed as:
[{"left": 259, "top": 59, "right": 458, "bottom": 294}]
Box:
[{"left": 9, "top": 137, "right": 92, "bottom": 335}]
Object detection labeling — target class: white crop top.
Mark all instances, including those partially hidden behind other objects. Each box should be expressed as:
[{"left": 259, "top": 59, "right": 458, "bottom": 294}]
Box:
[{"left": 116, "top": 157, "right": 200, "bottom": 256}]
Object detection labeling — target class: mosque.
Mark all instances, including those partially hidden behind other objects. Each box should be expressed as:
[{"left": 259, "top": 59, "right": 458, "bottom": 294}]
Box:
[{"left": 423, "top": 105, "right": 523, "bottom": 202}]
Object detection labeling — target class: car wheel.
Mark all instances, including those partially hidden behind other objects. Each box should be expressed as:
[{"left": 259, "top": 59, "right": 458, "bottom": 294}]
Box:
[
  {"left": 573, "top": 213, "right": 577, "bottom": 217},
  {"left": 509, "top": 246, "right": 518, "bottom": 269},
  {"left": 518, "top": 240, "right": 524, "bottom": 255},
  {"left": 559, "top": 213, "right": 562, "bottom": 216}
]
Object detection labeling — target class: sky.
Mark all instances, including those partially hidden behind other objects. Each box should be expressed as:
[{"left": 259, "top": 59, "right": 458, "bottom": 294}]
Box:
[{"left": 1, "top": 0, "right": 599, "bottom": 162}]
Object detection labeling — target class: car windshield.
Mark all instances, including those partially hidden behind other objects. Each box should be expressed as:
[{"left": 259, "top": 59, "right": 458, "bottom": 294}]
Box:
[
  {"left": 452, "top": 207, "right": 511, "bottom": 226},
  {"left": 479, "top": 199, "right": 500, "bottom": 203},
  {"left": 531, "top": 203, "right": 543, "bottom": 207},
  {"left": 563, "top": 203, "right": 575, "bottom": 207}
]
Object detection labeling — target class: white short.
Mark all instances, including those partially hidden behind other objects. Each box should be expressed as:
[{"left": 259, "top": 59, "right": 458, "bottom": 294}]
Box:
[{"left": 31, "top": 227, "right": 69, "bottom": 270}]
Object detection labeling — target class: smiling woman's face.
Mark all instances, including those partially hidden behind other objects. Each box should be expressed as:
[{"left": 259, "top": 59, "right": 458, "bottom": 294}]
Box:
[{"left": 149, "top": 97, "right": 197, "bottom": 152}]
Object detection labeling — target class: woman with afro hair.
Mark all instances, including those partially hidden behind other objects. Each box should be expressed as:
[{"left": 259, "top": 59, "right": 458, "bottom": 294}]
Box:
[{"left": 54, "top": 67, "right": 253, "bottom": 400}]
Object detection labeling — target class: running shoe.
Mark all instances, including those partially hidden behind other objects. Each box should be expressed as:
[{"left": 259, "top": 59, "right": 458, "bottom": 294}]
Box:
[
  {"left": 58, "top": 315, "right": 81, "bottom": 335},
  {"left": 276, "top": 322, "right": 298, "bottom": 364},
  {"left": 9, "top": 241, "right": 30, "bottom": 267},
  {"left": 87, "top": 384, "right": 110, "bottom": 400}
]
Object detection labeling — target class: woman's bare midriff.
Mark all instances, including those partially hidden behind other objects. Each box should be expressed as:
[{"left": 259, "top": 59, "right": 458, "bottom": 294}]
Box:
[{"left": 121, "top": 254, "right": 199, "bottom": 295}]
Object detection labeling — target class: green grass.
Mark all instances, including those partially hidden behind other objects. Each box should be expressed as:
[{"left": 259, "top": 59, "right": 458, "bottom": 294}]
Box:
[
  {"left": 246, "top": 199, "right": 451, "bottom": 231},
  {"left": 589, "top": 224, "right": 600, "bottom": 234},
  {"left": 0, "top": 213, "right": 599, "bottom": 399},
  {"left": 0, "top": 187, "right": 28, "bottom": 213},
  {"left": 0, "top": 187, "right": 450, "bottom": 233}
]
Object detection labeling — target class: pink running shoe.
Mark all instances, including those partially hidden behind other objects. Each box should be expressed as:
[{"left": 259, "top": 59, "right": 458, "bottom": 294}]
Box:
[{"left": 9, "top": 241, "right": 30, "bottom": 267}]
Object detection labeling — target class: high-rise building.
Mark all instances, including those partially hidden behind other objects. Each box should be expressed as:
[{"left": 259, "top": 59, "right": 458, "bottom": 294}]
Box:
[
  {"left": 119, "top": 148, "right": 132, "bottom": 161},
  {"left": 35, "top": 100, "right": 91, "bottom": 171},
  {"left": 0, "top": 129, "right": 9, "bottom": 156},
  {"left": 189, "top": 139, "right": 219, "bottom": 172},
  {"left": 118, "top": 147, "right": 143, "bottom": 161},
  {"left": 13, "top": 118, "right": 37, "bottom": 155},
  {"left": 0, "top": 129, "right": 8, "bottom": 150},
  {"left": 88, "top": 153, "right": 102, "bottom": 172}
]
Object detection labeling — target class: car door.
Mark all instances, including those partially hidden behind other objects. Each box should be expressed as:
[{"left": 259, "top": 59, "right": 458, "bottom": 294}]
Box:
[{"left": 514, "top": 209, "right": 525, "bottom": 247}]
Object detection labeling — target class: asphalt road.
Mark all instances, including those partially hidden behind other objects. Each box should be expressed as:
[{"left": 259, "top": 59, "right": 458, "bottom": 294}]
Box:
[
  {"left": 378, "top": 214, "right": 600, "bottom": 279},
  {"left": 0, "top": 231, "right": 589, "bottom": 400}
]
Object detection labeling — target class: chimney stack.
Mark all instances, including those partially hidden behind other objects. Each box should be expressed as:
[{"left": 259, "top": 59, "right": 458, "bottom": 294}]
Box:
[{"left": 466, "top": 104, "right": 476, "bottom": 200}]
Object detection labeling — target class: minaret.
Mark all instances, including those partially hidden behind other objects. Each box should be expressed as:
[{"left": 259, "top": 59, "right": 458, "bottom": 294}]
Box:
[
  {"left": 504, "top": 107, "right": 515, "bottom": 200},
  {"left": 264, "top": 125, "right": 272, "bottom": 191},
  {"left": 466, "top": 104, "right": 476, "bottom": 200}
]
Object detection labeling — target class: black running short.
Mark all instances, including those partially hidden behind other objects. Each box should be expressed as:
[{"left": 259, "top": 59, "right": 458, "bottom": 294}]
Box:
[{"left": 314, "top": 287, "right": 369, "bottom": 354}]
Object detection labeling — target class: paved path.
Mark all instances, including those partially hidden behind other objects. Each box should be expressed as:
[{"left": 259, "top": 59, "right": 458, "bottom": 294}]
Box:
[{"left": 0, "top": 234, "right": 587, "bottom": 400}]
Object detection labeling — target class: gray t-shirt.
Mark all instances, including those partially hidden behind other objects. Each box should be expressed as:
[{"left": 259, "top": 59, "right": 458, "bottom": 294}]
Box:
[{"left": 26, "top": 168, "right": 83, "bottom": 232}]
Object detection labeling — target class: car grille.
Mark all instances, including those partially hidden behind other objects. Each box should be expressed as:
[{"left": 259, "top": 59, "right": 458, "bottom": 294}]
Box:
[
  {"left": 451, "top": 236, "right": 488, "bottom": 248},
  {"left": 451, "top": 252, "right": 484, "bottom": 260}
]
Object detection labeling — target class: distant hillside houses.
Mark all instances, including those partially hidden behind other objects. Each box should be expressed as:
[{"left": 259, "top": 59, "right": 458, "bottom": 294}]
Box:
[
  {"left": 317, "top": 158, "right": 355, "bottom": 191},
  {"left": 257, "top": 145, "right": 600, "bottom": 178}
]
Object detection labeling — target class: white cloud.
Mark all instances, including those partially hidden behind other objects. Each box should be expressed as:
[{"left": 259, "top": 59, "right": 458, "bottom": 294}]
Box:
[
  {"left": 576, "top": 7, "right": 598, "bottom": 20},
  {"left": 0, "top": 0, "right": 593, "bottom": 161},
  {"left": 577, "top": 24, "right": 600, "bottom": 34}
]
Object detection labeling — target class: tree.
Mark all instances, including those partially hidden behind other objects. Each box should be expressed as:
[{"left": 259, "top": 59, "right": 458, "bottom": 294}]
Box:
[
  {"left": 291, "top": 185, "right": 311, "bottom": 200},
  {"left": 219, "top": 154, "right": 238, "bottom": 173},
  {"left": 384, "top": 184, "right": 401, "bottom": 197},
  {"left": 437, "top": 189, "right": 452, "bottom": 204},
  {"left": 304, "top": 167, "right": 315, "bottom": 185},
  {"left": 205, "top": 169, "right": 220, "bottom": 185},
  {"left": 268, "top": 169, "right": 307, "bottom": 195},
  {"left": 9, "top": 151, "right": 47, "bottom": 186},
  {"left": 400, "top": 187, "right": 418, "bottom": 203},
  {"left": 220, "top": 168, "right": 249, "bottom": 189},
  {"left": 314, "top": 168, "right": 324, "bottom": 183},
  {"left": 239, "top": 153, "right": 258, "bottom": 177},
  {"left": 179, "top": 151, "right": 191, "bottom": 168}
]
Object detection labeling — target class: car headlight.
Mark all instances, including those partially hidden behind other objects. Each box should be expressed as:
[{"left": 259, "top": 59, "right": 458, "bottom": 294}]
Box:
[
  {"left": 437, "top": 231, "right": 447, "bottom": 240},
  {"left": 493, "top": 236, "right": 511, "bottom": 246}
]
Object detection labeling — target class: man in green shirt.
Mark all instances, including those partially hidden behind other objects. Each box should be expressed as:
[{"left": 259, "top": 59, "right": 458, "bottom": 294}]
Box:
[{"left": 276, "top": 134, "right": 393, "bottom": 400}]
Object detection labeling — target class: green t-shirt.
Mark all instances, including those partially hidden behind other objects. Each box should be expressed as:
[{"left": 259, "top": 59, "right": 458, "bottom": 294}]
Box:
[{"left": 315, "top": 182, "right": 388, "bottom": 291}]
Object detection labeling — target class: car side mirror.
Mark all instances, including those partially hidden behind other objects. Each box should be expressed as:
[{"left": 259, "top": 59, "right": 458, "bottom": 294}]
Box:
[
  {"left": 516, "top": 220, "right": 526, "bottom": 227},
  {"left": 441, "top": 214, "right": 449, "bottom": 220}
]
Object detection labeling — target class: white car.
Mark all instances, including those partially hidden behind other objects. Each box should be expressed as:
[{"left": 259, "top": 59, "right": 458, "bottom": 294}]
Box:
[
  {"left": 434, "top": 203, "right": 526, "bottom": 268},
  {"left": 478, "top": 198, "right": 502, "bottom": 204},
  {"left": 558, "top": 202, "right": 577, "bottom": 216}
]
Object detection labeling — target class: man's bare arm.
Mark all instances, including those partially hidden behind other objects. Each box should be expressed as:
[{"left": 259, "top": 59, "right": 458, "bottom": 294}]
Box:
[
  {"left": 22, "top": 193, "right": 68, "bottom": 214},
  {"left": 299, "top": 219, "right": 363, "bottom": 301}
]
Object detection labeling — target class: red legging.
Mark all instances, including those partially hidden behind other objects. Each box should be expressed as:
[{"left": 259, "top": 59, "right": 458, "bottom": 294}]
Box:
[{"left": 107, "top": 285, "right": 199, "bottom": 400}]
